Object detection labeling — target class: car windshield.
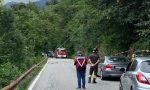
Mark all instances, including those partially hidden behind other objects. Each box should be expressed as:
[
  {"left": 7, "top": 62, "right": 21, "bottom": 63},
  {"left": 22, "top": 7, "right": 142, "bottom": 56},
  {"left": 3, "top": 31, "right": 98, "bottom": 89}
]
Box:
[
  {"left": 108, "top": 57, "right": 129, "bottom": 62},
  {"left": 140, "top": 60, "right": 150, "bottom": 73}
]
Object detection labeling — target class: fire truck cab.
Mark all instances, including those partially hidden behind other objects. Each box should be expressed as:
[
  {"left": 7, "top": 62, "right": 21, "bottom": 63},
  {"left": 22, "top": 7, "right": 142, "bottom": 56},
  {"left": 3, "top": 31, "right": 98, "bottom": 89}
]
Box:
[{"left": 55, "top": 48, "right": 67, "bottom": 58}]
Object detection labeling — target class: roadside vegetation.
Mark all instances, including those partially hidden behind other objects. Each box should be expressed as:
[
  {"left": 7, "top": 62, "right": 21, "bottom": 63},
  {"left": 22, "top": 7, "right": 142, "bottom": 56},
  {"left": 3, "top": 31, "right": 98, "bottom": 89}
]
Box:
[
  {"left": 14, "top": 57, "right": 47, "bottom": 90},
  {"left": 0, "top": 0, "right": 149, "bottom": 89}
]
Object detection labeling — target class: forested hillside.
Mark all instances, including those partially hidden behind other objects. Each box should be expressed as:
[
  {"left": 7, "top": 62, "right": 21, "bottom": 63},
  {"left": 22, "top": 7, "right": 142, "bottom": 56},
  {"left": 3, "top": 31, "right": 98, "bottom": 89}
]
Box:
[{"left": 0, "top": 0, "right": 149, "bottom": 88}]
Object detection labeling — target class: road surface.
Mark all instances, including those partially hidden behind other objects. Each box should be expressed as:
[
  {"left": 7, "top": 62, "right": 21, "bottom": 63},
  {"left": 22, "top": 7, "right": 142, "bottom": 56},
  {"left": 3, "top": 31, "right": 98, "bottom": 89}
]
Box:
[{"left": 28, "top": 58, "right": 119, "bottom": 90}]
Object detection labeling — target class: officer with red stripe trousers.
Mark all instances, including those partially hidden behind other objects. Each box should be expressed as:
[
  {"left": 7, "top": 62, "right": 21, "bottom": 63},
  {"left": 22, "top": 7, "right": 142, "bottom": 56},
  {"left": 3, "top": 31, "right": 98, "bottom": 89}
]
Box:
[{"left": 74, "top": 51, "right": 88, "bottom": 89}]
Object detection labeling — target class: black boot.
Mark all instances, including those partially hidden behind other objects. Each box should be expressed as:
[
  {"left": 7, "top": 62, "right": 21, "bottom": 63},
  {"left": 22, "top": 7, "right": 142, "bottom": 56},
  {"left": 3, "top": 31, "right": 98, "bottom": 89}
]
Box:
[
  {"left": 88, "top": 78, "right": 91, "bottom": 83},
  {"left": 93, "top": 78, "right": 97, "bottom": 83},
  {"left": 82, "top": 85, "right": 86, "bottom": 89}
]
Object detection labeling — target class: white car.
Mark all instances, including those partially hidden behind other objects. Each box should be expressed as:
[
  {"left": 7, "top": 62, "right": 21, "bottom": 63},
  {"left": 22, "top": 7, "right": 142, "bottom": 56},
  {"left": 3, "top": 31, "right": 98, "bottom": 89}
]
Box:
[{"left": 119, "top": 57, "right": 150, "bottom": 90}]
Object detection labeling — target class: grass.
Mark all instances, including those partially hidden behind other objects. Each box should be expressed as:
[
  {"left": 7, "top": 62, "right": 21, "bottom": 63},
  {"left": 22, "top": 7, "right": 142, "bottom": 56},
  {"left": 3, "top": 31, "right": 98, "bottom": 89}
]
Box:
[{"left": 14, "top": 57, "right": 48, "bottom": 90}]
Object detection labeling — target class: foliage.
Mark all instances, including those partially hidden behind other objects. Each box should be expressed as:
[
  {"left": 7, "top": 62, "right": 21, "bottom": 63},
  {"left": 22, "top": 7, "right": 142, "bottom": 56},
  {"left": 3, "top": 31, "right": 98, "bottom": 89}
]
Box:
[
  {"left": 14, "top": 57, "right": 47, "bottom": 90},
  {"left": 0, "top": 0, "right": 149, "bottom": 88},
  {"left": 0, "top": 62, "right": 21, "bottom": 88}
]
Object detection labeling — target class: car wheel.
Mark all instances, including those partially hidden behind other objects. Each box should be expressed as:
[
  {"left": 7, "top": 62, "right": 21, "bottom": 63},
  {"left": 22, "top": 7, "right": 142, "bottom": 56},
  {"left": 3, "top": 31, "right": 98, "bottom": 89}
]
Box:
[
  {"left": 119, "top": 82, "right": 123, "bottom": 90},
  {"left": 100, "top": 70, "right": 105, "bottom": 80}
]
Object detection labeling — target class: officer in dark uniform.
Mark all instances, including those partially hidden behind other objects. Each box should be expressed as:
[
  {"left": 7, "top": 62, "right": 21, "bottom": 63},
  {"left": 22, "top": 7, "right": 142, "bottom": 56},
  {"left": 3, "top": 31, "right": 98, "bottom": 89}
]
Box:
[
  {"left": 74, "top": 51, "right": 88, "bottom": 89},
  {"left": 88, "top": 48, "right": 100, "bottom": 83}
]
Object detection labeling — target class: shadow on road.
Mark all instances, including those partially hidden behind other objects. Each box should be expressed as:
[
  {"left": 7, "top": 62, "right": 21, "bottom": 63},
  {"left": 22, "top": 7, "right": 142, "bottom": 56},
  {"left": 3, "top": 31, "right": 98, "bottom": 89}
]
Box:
[{"left": 98, "top": 77, "right": 120, "bottom": 82}]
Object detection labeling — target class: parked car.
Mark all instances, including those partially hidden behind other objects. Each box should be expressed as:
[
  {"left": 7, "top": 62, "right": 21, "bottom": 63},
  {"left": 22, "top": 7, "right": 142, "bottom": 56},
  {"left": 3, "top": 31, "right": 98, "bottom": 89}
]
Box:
[
  {"left": 47, "top": 50, "right": 54, "bottom": 57},
  {"left": 119, "top": 57, "right": 150, "bottom": 90},
  {"left": 55, "top": 48, "right": 67, "bottom": 58},
  {"left": 98, "top": 56, "right": 130, "bottom": 80}
]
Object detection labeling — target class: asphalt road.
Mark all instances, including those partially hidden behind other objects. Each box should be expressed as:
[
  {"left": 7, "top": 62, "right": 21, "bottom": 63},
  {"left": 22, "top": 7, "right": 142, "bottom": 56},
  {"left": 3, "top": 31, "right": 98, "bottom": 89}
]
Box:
[{"left": 28, "top": 58, "right": 119, "bottom": 90}]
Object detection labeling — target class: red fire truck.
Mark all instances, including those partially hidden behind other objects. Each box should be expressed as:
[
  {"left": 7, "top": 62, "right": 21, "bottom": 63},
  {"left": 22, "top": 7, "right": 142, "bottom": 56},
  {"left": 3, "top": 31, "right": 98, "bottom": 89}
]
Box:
[{"left": 55, "top": 48, "right": 67, "bottom": 58}]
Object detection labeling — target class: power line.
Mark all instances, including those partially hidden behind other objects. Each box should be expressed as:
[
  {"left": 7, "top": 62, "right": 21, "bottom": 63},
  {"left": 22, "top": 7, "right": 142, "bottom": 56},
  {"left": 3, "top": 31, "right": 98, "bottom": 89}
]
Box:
[{"left": 58, "top": 28, "right": 81, "bottom": 48}]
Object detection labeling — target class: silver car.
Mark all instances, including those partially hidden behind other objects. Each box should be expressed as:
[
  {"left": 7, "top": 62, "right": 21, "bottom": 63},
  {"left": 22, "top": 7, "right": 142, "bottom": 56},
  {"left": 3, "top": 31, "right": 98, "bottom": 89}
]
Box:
[
  {"left": 120, "top": 57, "right": 150, "bottom": 90},
  {"left": 98, "top": 56, "right": 130, "bottom": 80}
]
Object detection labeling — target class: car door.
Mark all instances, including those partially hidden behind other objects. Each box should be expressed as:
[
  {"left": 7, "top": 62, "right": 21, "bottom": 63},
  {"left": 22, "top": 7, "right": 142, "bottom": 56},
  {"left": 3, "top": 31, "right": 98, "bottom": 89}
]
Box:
[
  {"left": 126, "top": 60, "right": 138, "bottom": 90},
  {"left": 121, "top": 73, "right": 127, "bottom": 90},
  {"left": 121, "top": 62, "right": 132, "bottom": 90}
]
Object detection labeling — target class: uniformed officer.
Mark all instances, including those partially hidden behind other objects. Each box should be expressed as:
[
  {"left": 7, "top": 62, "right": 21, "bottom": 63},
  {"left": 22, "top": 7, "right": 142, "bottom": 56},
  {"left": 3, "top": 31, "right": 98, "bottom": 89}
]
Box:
[
  {"left": 88, "top": 48, "right": 100, "bottom": 83},
  {"left": 74, "top": 51, "right": 88, "bottom": 89}
]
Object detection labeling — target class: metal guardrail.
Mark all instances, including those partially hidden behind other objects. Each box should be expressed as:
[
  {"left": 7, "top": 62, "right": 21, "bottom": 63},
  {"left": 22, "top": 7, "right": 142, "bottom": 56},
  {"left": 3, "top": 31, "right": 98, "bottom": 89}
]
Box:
[
  {"left": 113, "top": 49, "right": 150, "bottom": 58},
  {"left": 1, "top": 58, "right": 47, "bottom": 90}
]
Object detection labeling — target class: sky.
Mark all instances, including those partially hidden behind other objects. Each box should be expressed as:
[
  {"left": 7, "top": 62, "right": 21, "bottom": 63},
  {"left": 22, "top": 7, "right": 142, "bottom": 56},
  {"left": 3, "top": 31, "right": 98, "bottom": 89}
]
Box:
[{"left": 4, "top": 0, "right": 38, "bottom": 4}]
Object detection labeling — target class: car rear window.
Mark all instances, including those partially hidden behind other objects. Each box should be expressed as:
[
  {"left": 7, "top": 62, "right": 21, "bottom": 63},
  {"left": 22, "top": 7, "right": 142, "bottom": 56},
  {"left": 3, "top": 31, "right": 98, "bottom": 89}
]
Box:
[
  {"left": 60, "top": 50, "right": 66, "bottom": 52},
  {"left": 140, "top": 61, "right": 150, "bottom": 73},
  {"left": 61, "top": 50, "right": 66, "bottom": 51},
  {"left": 108, "top": 57, "right": 129, "bottom": 62}
]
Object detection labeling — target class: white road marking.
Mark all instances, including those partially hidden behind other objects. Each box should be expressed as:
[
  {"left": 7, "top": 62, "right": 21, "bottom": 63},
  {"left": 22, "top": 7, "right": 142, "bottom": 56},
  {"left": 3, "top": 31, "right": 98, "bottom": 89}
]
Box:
[{"left": 27, "top": 60, "right": 48, "bottom": 90}]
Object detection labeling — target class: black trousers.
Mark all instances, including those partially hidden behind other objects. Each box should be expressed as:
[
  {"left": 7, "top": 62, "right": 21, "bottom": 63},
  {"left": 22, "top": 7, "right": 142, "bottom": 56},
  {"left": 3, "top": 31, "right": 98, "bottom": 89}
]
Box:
[{"left": 89, "top": 66, "right": 98, "bottom": 78}]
